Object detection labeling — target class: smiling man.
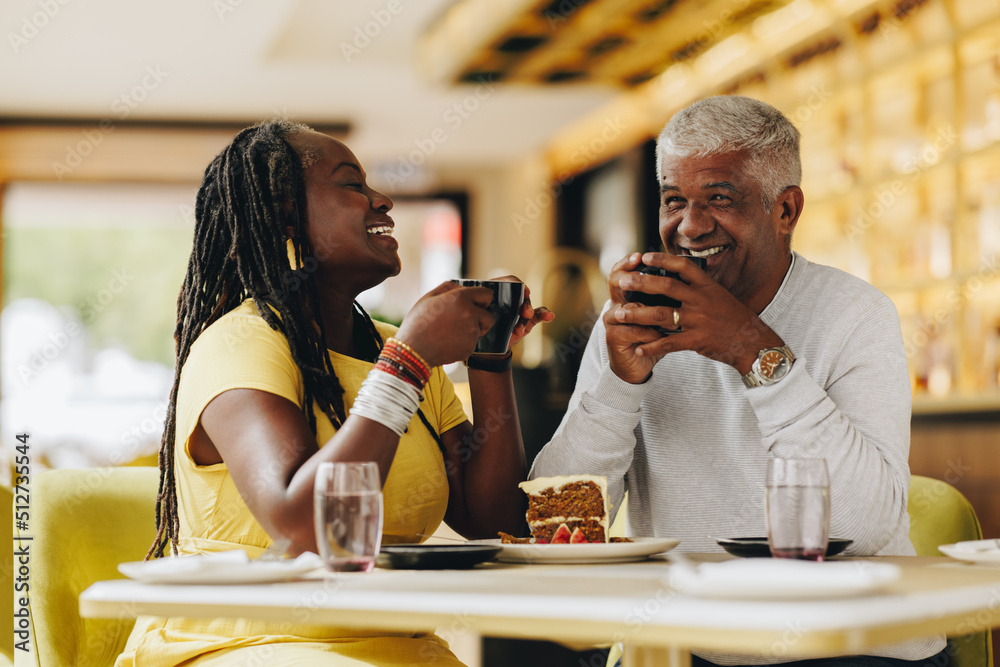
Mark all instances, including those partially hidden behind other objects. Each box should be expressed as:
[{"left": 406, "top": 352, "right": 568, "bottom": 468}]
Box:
[{"left": 531, "top": 96, "right": 946, "bottom": 667}]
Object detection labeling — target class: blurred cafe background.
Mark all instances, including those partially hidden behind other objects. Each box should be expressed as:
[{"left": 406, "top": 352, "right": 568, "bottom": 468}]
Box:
[{"left": 1, "top": 0, "right": 1000, "bottom": 659}]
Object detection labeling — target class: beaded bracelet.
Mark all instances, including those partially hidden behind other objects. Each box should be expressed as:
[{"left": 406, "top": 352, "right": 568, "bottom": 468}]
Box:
[
  {"left": 377, "top": 337, "right": 431, "bottom": 389},
  {"left": 386, "top": 337, "right": 430, "bottom": 373},
  {"left": 374, "top": 357, "right": 426, "bottom": 390}
]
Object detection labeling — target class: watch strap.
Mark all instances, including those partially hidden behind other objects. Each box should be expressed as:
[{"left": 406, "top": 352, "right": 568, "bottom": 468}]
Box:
[{"left": 464, "top": 351, "right": 513, "bottom": 373}]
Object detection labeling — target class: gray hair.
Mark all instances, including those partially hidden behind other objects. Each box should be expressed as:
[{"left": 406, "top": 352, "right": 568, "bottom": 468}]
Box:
[{"left": 656, "top": 95, "right": 801, "bottom": 209}]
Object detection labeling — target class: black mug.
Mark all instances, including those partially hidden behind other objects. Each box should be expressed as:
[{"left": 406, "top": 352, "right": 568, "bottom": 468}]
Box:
[
  {"left": 452, "top": 279, "right": 525, "bottom": 355},
  {"left": 623, "top": 255, "right": 706, "bottom": 332}
]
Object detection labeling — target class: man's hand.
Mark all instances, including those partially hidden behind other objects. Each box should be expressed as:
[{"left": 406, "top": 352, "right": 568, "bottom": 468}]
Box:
[
  {"left": 606, "top": 252, "right": 784, "bottom": 380},
  {"left": 604, "top": 253, "right": 671, "bottom": 383}
]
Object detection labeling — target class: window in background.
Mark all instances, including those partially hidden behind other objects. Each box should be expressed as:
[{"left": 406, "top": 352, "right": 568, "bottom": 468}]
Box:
[
  {"left": 357, "top": 199, "right": 463, "bottom": 323},
  {"left": 1, "top": 183, "right": 463, "bottom": 482},
  {"left": 583, "top": 152, "right": 642, "bottom": 277},
  {"left": 1, "top": 182, "right": 195, "bottom": 478}
]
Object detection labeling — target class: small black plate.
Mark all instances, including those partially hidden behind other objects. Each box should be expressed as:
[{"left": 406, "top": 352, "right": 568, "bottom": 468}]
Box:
[
  {"left": 376, "top": 544, "right": 502, "bottom": 570},
  {"left": 716, "top": 537, "right": 853, "bottom": 559}
]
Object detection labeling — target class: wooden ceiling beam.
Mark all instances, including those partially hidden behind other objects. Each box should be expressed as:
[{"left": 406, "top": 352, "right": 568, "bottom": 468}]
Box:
[{"left": 0, "top": 119, "right": 350, "bottom": 184}]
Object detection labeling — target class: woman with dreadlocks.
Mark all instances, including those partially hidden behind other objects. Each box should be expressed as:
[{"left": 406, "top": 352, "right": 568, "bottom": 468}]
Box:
[{"left": 116, "top": 119, "right": 553, "bottom": 667}]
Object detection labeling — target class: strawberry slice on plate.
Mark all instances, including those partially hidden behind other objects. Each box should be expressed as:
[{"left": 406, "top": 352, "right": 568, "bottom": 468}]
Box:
[{"left": 550, "top": 524, "right": 572, "bottom": 544}]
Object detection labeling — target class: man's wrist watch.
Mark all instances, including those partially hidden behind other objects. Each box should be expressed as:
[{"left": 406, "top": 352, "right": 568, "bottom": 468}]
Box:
[{"left": 741, "top": 345, "right": 795, "bottom": 389}]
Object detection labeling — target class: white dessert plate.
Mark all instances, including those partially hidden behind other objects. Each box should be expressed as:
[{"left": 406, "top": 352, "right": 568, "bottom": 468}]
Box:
[
  {"left": 668, "top": 559, "right": 902, "bottom": 600},
  {"left": 118, "top": 550, "right": 325, "bottom": 584},
  {"left": 472, "top": 537, "right": 681, "bottom": 564},
  {"left": 939, "top": 540, "right": 1000, "bottom": 565}
]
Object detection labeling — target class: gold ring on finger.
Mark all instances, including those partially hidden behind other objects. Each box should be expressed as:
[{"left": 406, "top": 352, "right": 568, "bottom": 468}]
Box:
[{"left": 673, "top": 309, "right": 681, "bottom": 328}]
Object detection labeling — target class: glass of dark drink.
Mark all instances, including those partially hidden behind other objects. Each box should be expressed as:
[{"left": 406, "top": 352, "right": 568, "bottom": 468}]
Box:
[
  {"left": 314, "top": 462, "right": 383, "bottom": 573},
  {"left": 766, "top": 457, "right": 830, "bottom": 561}
]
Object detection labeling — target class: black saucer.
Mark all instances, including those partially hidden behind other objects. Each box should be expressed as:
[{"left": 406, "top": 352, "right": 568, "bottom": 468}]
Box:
[
  {"left": 376, "top": 544, "right": 501, "bottom": 570},
  {"left": 716, "top": 537, "right": 853, "bottom": 558}
]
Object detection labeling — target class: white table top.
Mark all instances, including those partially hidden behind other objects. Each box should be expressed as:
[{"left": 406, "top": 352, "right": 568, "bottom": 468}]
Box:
[{"left": 80, "top": 555, "right": 1000, "bottom": 659}]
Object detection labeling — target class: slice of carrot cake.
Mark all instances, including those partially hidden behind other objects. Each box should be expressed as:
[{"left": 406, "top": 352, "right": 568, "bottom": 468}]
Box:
[{"left": 518, "top": 475, "right": 610, "bottom": 544}]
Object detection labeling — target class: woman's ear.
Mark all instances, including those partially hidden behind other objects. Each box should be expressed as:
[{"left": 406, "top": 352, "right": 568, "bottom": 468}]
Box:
[{"left": 283, "top": 224, "right": 296, "bottom": 240}]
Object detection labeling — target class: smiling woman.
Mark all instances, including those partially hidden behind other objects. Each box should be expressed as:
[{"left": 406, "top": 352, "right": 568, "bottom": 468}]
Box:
[{"left": 115, "top": 118, "right": 552, "bottom": 667}]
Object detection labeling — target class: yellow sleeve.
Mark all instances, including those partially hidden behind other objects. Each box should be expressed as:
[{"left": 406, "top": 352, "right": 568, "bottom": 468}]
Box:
[
  {"left": 426, "top": 367, "right": 470, "bottom": 435},
  {"left": 176, "top": 306, "right": 304, "bottom": 451}
]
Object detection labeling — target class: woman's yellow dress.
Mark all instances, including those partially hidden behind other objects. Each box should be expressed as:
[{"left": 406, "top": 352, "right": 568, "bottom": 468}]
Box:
[{"left": 116, "top": 301, "right": 469, "bottom": 666}]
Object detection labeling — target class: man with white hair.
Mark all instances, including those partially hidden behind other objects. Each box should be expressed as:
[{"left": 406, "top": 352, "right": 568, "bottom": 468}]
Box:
[{"left": 531, "top": 96, "right": 946, "bottom": 666}]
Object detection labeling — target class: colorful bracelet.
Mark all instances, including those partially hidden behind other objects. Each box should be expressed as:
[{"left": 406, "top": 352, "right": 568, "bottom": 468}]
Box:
[
  {"left": 375, "top": 358, "right": 426, "bottom": 390},
  {"left": 386, "top": 337, "right": 430, "bottom": 373},
  {"left": 377, "top": 337, "right": 431, "bottom": 389}
]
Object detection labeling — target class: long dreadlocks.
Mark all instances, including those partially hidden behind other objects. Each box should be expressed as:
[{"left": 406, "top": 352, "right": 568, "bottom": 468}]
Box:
[{"left": 148, "top": 119, "right": 386, "bottom": 558}]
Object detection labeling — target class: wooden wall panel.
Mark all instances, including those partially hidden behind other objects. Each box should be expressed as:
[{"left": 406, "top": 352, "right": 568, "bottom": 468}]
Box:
[
  {"left": 910, "top": 416, "right": 1000, "bottom": 651},
  {"left": 910, "top": 418, "right": 1000, "bottom": 540}
]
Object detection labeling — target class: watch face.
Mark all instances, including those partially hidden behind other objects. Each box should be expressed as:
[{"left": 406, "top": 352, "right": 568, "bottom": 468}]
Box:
[{"left": 759, "top": 350, "right": 786, "bottom": 379}]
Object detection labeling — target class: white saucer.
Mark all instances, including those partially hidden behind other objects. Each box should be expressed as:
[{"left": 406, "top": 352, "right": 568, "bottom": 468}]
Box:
[
  {"left": 939, "top": 541, "right": 1000, "bottom": 565},
  {"left": 472, "top": 537, "right": 680, "bottom": 564},
  {"left": 118, "top": 550, "right": 324, "bottom": 584}
]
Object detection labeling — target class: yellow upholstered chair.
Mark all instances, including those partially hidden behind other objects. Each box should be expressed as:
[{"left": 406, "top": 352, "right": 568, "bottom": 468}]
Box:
[
  {"left": 18, "top": 467, "right": 158, "bottom": 667},
  {"left": 2, "top": 484, "right": 15, "bottom": 666},
  {"left": 908, "top": 475, "right": 993, "bottom": 667}
]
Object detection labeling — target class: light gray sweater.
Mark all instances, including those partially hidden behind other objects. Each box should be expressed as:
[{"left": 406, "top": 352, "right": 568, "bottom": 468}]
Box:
[{"left": 531, "top": 252, "right": 945, "bottom": 663}]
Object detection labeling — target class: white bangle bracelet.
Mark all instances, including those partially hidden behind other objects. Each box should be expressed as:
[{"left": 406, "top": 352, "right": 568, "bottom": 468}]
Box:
[{"left": 349, "top": 368, "right": 422, "bottom": 436}]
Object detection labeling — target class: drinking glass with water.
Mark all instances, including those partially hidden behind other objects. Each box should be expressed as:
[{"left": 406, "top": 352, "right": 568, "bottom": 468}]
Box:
[
  {"left": 314, "top": 461, "right": 383, "bottom": 573},
  {"left": 766, "top": 457, "right": 830, "bottom": 561}
]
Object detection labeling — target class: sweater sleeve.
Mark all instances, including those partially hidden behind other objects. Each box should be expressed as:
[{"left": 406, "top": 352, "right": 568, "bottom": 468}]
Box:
[
  {"left": 747, "top": 293, "right": 912, "bottom": 555},
  {"left": 528, "top": 310, "right": 650, "bottom": 517}
]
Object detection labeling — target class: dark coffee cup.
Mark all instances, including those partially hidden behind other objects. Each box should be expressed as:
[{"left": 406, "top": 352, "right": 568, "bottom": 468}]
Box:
[
  {"left": 623, "top": 255, "right": 706, "bottom": 332},
  {"left": 452, "top": 279, "right": 526, "bottom": 355}
]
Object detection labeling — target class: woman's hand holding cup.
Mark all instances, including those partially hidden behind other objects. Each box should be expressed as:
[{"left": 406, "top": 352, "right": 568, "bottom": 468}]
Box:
[
  {"left": 395, "top": 281, "right": 496, "bottom": 368},
  {"left": 395, "top": 278, "right": 554, "bottom": 368}
]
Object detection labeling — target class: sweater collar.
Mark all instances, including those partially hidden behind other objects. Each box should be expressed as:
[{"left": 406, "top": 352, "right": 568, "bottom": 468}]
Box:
[{"left": 758, "top": 251, "right": 803, "bottom": 324}]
